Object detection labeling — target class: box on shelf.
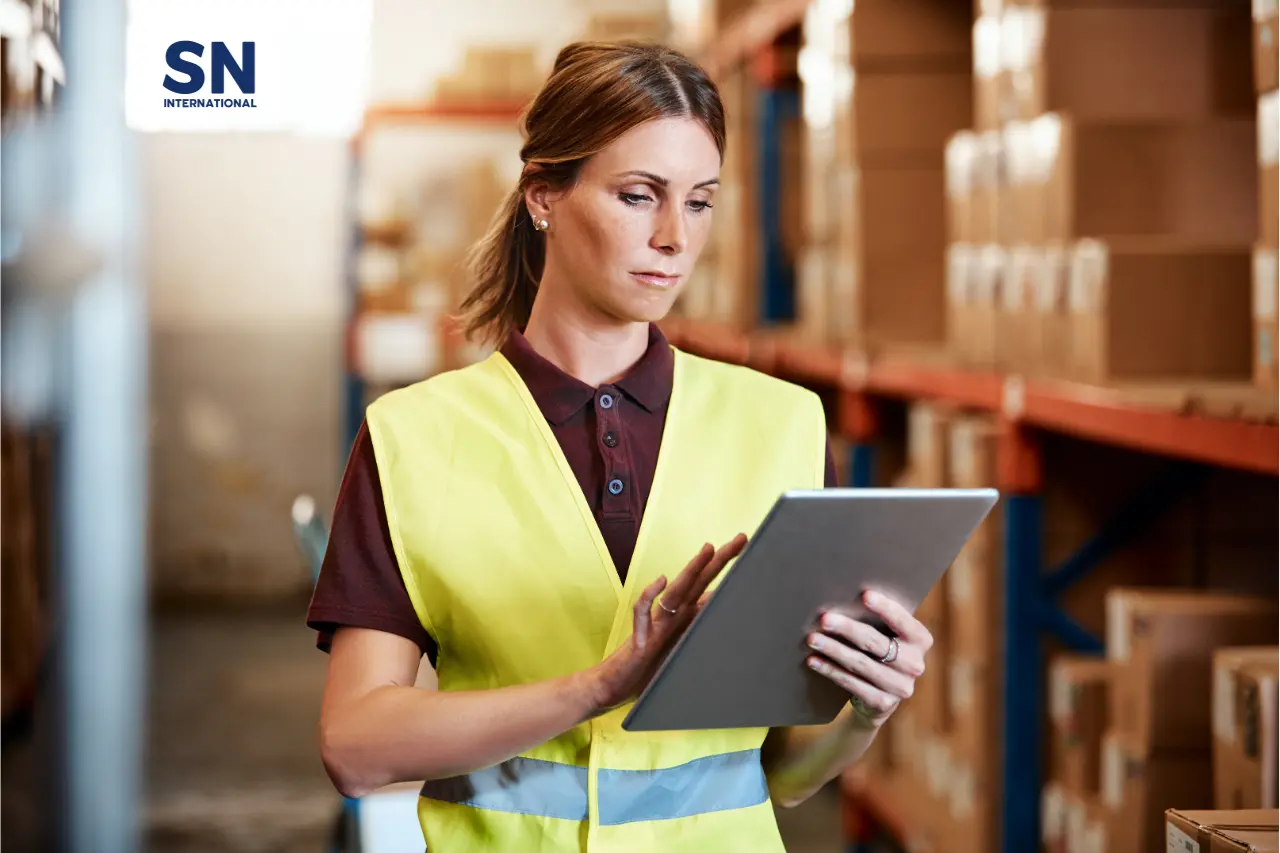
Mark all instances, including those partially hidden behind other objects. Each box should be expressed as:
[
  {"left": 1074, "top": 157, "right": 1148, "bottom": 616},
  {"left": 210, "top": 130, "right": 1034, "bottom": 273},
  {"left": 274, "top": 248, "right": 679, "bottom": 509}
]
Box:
[
  {"left": 1043, "top": 782, "right": 1069, "bottom": 853},
  {"left": 1033, "top": 114, "right": 1260, "bottom": 245},
  {"left": 947, "top": 543, "right": 1001, "bottom": 664},
  {"left": 1256, "top": 0, "right": 1279, "bottom": 94},
  {"left": 1256, "top": 247, "right": 1279, "bottom": 389},
  {"left": 948, "top": 656, "right": 999, "bottom": 783},
  {"left": 795, "top": 245, "right": 831, "bottom": 342},
  {"left": 830, "top": 240, "right": 948, "bottom": 347},
  {"left": 1001, "top": 5, "right": 1254, "bottom": 122},
  {"left": 908, "top": 402, "right": 954, "bottom": 488},
  {"left": 1105, "top": 589, "right": 1279, "bottom": 752},
  {"left": 1049, "top": 655, "right": 1110, "bottom": 796},
  {"left": 946, "top": 131, "right": 977, "bottom": 243},
  {"left": 1213, "top": 647, "right": 1280, "bottom": 810},
  {"left": 433, "top": 46, "right": 543, "bottom": 105},
  {"left": 947, "top": 756, "right": 997, "bottom": 853},
  {"left": 1261, "top": 91, "right": 1278, "bottom": 247},
  {"left": 847, "top": 69, "right": 973, "bottom": 163},
  {"left": 1065, "top": 795, "right": 1108, "bottom": 853},
  {"left": 1167, "top": 809, "right": 1280, "bottom": 853},
  {"left": 972, "top": 15, "right": 1004, "bottom": 131},
  {"left": 583, "top": 13, "right": 670, "bottom": 42},
  {"left": 1067, "top": 239, "right": 1254, "bottom": 384},
  {"left": 914, "top": 582, "right": 952, "bottom": 735},
  {"left": 996, "top": 244, "right": 1037, "bottom": 372},
  {"left": 957, "top": 245, "right": 1004, "bottom": 369},
  {"left": 1102, "top": 729, "right": 1214, "bottom": 853},
  {"left": 847, "top": 0, "right": 973, "bottom": 69},
  {"left": 1031, "top": 243, "right": 1071, "bottom": 378}
]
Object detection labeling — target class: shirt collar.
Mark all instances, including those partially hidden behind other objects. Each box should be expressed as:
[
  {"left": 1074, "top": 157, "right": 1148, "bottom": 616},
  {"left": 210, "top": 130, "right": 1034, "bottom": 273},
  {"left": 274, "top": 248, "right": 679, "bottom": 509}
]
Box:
[{"left": 499, "top": 323, "right": 675, "bottom": 426}]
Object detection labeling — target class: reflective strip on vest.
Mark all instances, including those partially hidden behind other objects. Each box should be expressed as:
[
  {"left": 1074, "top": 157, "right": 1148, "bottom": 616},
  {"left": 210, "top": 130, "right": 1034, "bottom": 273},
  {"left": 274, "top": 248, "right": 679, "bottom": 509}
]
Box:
[{"left": 419, "top": 749, "right": 769, "bottom": 825}]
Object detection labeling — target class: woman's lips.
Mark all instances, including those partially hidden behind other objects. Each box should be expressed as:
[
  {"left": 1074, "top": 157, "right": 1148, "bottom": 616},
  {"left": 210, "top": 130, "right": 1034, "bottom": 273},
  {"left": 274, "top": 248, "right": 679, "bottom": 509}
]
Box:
[{"left": 631, "top": 272, "right": 680, "bottom": 289}]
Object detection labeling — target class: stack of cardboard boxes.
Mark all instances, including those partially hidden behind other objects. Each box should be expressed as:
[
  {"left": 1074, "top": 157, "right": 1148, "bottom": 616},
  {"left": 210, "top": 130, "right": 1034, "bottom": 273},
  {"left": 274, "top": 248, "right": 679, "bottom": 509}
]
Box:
[
  {"left": 1167, "top": 809, "right": 1279, "bottom": 853},
  {"left": 1212, "top": 647, "right": 1279, "bottom": 811},
  {"left": 432, "top": 46, "right": 545, "bottom": 107},
  {"left": 1254, "top": 1, "right": 1279, "bottom": 389},
  {"left": 872, "top": 405, "right": 1004, "bottom": 853},
  {"left": 796, "top": 0, "right": 972, "bottom": 347},
  {"left": 1035, "top": 590, "right": 1278, "bottom": 853},
  {"left": 947, "top": 1, "right": 1260, "bottom": 384}
]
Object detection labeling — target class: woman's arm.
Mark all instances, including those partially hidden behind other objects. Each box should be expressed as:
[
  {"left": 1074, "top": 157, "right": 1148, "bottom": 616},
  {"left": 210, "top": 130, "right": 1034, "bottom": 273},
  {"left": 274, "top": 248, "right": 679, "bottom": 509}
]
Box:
[
  {"left": 318, "top": 536, "right": 745, "bottom": 798},
  {"left": 319, "top": 627, "right": 599, "bottom": 798}
]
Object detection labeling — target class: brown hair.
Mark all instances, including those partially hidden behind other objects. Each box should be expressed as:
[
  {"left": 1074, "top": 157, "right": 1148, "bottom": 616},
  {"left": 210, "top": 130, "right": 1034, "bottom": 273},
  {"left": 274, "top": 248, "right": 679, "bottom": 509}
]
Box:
[{"left": 458, "top": 40, "right": 726, "bottom": 346}]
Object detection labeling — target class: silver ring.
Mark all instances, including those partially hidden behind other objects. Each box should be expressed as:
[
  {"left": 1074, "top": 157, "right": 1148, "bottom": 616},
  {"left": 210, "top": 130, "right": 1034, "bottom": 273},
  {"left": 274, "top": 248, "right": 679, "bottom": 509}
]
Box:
[
  {"left": 658, "top": 600, "right": 679, "bottom": 616},
  {"left": 878, "top": 637, "right": 899, "bottom": 665}
]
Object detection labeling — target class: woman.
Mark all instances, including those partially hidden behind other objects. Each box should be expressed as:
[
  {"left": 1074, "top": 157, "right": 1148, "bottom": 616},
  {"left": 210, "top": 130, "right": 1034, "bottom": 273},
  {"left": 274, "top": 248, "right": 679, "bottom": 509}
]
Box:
[{"left": 307, "top": 39, "right": 933, "bottom": 852}]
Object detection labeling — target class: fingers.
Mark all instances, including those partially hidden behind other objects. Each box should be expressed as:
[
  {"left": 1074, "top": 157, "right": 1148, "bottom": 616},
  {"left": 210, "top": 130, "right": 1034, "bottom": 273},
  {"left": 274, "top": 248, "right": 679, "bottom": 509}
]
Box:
[
  {"left": 818, "top": 612, "right": 925, "bottom": 677},
  {"left": 633, "top": 576, "right": 667, "bottom": 649},
  {"left": 862, "top": 590, "right": 933, "bottom": 651},
  {"left": 806, "top": 655, "right": 900, "bottom": 718},
  {"left": 687, "top": 534, "right": 746, "bottom": 603},
  {"left": 806, "top": 632, "right": 916, "bottom": 700},
  {"left": 660, "top": 543, "right": 716, "bottom": 606}
]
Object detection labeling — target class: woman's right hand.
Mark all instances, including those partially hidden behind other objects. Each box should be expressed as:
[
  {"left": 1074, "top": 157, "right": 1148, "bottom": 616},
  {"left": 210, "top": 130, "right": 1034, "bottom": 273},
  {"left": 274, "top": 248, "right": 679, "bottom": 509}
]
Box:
[{"left": 581, "top": 534, "right": 748, "bottom": 715}]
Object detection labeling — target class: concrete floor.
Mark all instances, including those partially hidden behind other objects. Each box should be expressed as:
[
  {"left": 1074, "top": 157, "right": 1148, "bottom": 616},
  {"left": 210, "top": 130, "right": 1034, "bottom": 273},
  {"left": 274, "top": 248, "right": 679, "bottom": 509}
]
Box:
[{"left": 4, "top": 606, "right": 846, "bottom": 852}]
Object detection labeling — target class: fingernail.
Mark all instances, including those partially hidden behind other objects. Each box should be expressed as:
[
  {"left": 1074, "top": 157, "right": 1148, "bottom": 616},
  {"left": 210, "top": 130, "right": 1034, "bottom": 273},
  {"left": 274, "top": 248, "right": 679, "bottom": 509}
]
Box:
[
  {"left": 808, "top": 634, "right": 823, "bottom": 650},
  {"left": 821, "top": 615, "right": 837, "bottom": 630},
  {"left": 807, "top": 658, "right": 822, "bottom": 671},
  {"left": 864, "top": 591, "right": 879, "bottom": 606}
]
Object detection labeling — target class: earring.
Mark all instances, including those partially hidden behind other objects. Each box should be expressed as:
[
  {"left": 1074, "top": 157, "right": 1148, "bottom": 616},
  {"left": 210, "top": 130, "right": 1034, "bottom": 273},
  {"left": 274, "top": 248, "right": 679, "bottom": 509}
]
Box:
[{"left": 533, "top": 218, "right": 549, "bottom": 232}]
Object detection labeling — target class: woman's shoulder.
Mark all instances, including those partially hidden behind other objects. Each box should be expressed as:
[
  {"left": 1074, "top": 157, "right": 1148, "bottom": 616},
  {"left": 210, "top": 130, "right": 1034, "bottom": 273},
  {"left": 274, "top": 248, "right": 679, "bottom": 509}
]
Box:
[{"left": 675, "top": 349, "right": 823, "bottom": 420}]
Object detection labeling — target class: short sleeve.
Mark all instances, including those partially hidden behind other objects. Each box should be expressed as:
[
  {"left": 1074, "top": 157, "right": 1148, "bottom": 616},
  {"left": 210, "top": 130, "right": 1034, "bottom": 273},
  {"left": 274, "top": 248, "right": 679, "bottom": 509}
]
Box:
[{"left": 306, "top": 420, "right": 437, "bottom": 664}]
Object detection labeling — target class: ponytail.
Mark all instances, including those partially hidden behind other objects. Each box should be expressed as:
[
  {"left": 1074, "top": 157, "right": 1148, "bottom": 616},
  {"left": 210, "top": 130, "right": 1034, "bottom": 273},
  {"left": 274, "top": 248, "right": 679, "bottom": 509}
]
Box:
[{"left": 458, "top": 184, "right": 544, "bottom": 347}]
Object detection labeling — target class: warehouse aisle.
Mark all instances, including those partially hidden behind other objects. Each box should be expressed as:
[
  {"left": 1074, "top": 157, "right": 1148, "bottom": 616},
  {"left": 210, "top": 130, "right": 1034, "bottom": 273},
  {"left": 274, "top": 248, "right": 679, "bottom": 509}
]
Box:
[{"left": 144, "top": 608, "right": 846, "bottom": 853}]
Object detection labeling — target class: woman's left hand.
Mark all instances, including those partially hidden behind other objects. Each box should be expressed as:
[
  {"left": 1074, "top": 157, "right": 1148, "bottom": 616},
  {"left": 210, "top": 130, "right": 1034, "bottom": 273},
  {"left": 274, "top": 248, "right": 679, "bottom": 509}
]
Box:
[{"left": 804, "top": 589, "right": 933, "bottom": 728}]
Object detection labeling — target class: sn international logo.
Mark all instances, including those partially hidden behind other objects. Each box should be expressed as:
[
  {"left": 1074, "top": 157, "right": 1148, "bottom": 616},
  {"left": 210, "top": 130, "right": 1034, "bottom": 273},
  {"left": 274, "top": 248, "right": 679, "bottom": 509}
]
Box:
[{"left": 162, "top": 40, "right": 256, "bottom": 109}]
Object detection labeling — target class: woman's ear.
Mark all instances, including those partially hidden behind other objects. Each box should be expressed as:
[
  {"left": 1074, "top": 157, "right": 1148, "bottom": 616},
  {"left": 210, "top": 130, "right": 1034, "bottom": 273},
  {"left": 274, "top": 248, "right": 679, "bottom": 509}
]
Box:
[{"left": 524, "top": 180, "right": 556, "bottom": 223}]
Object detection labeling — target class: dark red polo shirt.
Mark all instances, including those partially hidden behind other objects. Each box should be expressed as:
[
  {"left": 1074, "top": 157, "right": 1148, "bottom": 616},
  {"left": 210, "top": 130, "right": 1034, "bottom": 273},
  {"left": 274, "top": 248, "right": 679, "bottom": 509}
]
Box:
[{"left": 306, "top": 324, "right": 839, "bottom": 663}]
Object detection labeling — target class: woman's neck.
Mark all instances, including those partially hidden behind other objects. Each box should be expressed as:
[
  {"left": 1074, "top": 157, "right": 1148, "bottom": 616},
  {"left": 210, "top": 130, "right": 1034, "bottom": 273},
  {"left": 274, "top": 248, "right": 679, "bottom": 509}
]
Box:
[{"left": 522, "top": 294, "right": 650, "bottom": 388}]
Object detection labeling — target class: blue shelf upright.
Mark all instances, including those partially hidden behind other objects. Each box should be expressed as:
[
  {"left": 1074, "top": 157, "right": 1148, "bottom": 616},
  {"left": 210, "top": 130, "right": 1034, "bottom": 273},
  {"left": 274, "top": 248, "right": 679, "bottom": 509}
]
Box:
[
  {"left": 997, "top": 425, "right": 1204, "bottom": 853},
  {"left": 756, "top": 84, "right": 800, "bottom": 325},
  {"left": 342, "top": 137, "right": 366, "bottom": 460}
]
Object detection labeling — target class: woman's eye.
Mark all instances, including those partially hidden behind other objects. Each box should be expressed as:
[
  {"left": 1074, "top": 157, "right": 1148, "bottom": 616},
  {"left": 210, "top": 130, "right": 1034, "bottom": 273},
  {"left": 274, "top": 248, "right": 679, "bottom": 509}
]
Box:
[
  {"left": 619, "top": 192, "right": 653, "bottom": 206},
  {"left": 688, "top": 200, "right": 713, "bottom": 213}
]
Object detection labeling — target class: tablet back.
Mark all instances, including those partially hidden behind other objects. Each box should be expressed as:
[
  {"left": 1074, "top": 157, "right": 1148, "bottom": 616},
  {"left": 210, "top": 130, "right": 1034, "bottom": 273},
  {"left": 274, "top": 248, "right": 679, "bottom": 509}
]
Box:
[{"left": 622, "top": 488, "right": 998, "bottom": 732}]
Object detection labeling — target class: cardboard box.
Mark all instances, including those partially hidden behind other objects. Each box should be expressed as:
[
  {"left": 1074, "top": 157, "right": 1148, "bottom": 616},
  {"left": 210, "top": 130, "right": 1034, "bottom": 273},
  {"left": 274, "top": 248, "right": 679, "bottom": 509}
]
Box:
[
  {"left": 1106, "top": 589, "right": 1279, "bottom": 752},
  {"left": 947, "top": 756, "right": 998, "bottom": 853},
  {"left": 915, "top": 583, "right": 952, "bottom": 735},
  {"left": 967, "top": 246, "right": 1004, "bottom": 369},
  {"left": 946, "top": 131, "right": 977, "bottom": 243},
  {"left": 835, "top": 246, "right": 948, "bottom": 347},
  {"left": 1067, "top": 240, "right": 1254, "bottom": 384},
  {"left": 796, "top": 245, "right": 832, "bottom": 343},
  {"left": 848, "top": 0, "right": 972, "bottom": 69},
  {"left": 1003, "top": 6, "right": 1254, "bottom": 122},
  {"left": 1050, "top": 655, "right": 1111, "bottom": 796},
  {"left": 1044, "top": 782, "right": 1069, "bottom": 853},
  {"left": 1167, "top": 809, "right": 1280, "bottom": 853},
  {"left": 973, "top": 15, "right": 1004, "bottom": 130},
  {"left": 1102, "top": 730, "right": 1214, "bottom": 853},
  {"left": 1032, "top": 243, "right": 1071, "bottom": 377},
  {"left": 1042, "top": 115, "right": 1259, "bottom": 245},
  {"left": 1213, "top": 829, "right": 1280, "bottom": 853},
  {"left": 946, "top": 543, "right": 1001, "bottom": 664},
  {"left": 948, "top": 658, "right": 1000, "bottom": 789},
  {"left": 860, "top": 166, "right": 949, "bottom": 254},
  {"left": 1256, "top": 2, "right": 1279, "bottom": 94},
  {"left": 848, "top": 69, "right": 973, "bottom": 163},
  {"left": 1214, "top": 648, "right": 1280, "bottom": 810},
  {"left": 1256, "top": 247, "right": 1279, "bottom": 389},
  {"left": 973, "top": 131, "right": 1004, "bottom": 244},
  {"left": 947, "top": 243, "right": 975, "bottom": 362},
  {"left": 997, "top": 244, "right": 1037, "bottom": 372},
  {"left": 1066, "top": 796, "right": 1108, "bottom": 853},
  {"left": 1261, "top": 92, "right": 1278, "bottom": 247}
]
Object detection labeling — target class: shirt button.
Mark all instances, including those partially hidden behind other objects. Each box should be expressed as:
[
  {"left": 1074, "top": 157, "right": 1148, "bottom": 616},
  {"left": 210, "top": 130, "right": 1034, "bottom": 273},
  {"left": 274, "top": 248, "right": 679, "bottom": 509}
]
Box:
[
  {"left": 607, "top": 478, "right": 625, "bottom": 495},
  {"left": 603, "top": 432, "right": 618, "bottom": 448},
  {"left": 599, "top": 393, "right": 614, "bottom": 410}
]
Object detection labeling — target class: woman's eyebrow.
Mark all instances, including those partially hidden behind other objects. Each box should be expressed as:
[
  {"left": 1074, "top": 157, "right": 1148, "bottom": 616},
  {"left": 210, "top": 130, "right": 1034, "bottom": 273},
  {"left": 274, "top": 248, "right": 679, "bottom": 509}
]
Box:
[{"left": 615, "top": 170, "right": 720, "bottom": 189}]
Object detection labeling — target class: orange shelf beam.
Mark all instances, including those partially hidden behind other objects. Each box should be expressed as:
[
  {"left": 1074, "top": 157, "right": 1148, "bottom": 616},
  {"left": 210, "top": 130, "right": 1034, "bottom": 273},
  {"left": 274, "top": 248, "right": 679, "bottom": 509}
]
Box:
[{"left": 666, "top": 318, "right": 1280, "bottom": 477}]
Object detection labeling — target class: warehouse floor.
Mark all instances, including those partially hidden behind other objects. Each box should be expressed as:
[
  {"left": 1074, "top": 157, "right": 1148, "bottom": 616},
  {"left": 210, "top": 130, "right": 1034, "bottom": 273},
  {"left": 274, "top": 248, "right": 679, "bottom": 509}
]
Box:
[
  {"left": 2, "top": 607, "right": 846, "bottom": 851},
  {"left": 144, "top": 607, "right": 846, "bottom": 852}
]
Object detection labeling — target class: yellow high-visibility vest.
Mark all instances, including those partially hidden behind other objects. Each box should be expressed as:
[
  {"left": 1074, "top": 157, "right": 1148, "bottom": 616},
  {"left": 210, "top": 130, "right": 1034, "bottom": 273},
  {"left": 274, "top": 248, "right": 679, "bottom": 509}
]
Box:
[{"left": 365, "top": 345, "right": 827, "bottom": 852}]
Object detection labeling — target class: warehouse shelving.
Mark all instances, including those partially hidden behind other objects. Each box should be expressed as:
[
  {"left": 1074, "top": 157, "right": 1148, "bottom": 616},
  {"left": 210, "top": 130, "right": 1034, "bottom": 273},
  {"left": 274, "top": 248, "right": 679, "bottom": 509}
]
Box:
[
  {"left": 342, "top": 98, "right": 529, "bottom": 454},
  {"left": 664, "top": 317, "right": 1280, "bottom": 477}
]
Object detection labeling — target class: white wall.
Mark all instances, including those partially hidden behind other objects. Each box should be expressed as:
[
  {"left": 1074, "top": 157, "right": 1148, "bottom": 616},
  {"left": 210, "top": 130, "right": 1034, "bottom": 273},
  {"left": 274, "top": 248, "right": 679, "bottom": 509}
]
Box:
[{"left": 145, "top": 0, "right": 669, "bottom": 601}]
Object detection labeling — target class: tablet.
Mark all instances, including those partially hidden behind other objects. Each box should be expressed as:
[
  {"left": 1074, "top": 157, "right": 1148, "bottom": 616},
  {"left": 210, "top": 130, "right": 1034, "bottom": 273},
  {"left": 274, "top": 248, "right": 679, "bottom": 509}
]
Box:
[{"left": 621, "top": 487, "right": 999, "bottom": 732}]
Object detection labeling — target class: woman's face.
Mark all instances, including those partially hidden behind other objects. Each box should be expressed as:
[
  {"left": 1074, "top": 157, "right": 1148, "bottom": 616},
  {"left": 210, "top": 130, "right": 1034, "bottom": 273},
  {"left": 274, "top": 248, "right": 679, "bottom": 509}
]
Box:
[{"left": 530, "top": 116, "right": 721, "bottom": 325}]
